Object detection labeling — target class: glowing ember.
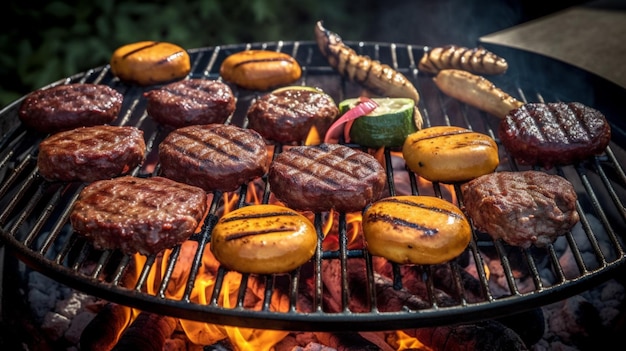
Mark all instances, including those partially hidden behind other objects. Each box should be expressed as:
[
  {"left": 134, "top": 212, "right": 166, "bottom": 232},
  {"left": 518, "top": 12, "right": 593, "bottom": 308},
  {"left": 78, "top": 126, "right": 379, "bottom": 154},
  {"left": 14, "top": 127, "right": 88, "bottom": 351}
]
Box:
[{"left": 393, "top": 330, "right": 433, "bottom": 351}]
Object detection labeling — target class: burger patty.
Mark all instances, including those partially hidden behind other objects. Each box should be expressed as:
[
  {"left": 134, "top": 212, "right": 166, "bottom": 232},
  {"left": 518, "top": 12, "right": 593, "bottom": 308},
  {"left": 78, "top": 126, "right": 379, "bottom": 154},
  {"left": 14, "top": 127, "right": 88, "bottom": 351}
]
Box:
[
  {"left": 37, "top": 125, "right": 146, "bottom": 182},
  {"left": 461, "top": 170, "right": 579, "bottom": 248},
  {"left": 18, "top": 83, "right": 123, "bottom": 133},
  {"left": 268, "top": 143, "right": 386, "bottom": 213},
  {"left": 246, "top": 88, "right": 339, "bottom": 144},
  {"left": 499, "top": 102, "right": 611, "bottom": 168},
  {"left": 144, "top": 78, "right": 236, "bottom": 128},
  {"left": 70, "top": 176, "right": 207, "bottom": 256},
  {"left": 158, "top": 124, "right": 269, "bottom": 192}
]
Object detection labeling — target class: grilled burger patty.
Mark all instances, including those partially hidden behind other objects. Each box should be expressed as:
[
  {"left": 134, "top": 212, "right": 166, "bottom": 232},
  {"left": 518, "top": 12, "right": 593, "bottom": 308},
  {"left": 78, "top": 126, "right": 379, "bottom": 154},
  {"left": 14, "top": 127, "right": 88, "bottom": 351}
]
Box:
[
  {"left": 144, "top": 78, "right": 236, "bottom": 128},
  {"left": 18, "top": 83, "right": 123, "bottom": 133},
  {"left": 70, "top": 176, "right": 207, "bottom": 256},
  {"left": 158, "top": 124, "right": 268, "bottom": 192},
  {"left": 268, "top": 143, "right": 386, "bottom": 213},
  {"left": 246, "top": 88, "right": 339, "bottom": 144},
  {"left": 499, "top": 102, "right": 611, "bottom": 168},
  {"left": 461, "top": 170, "right": 579, "bottom": 248},
  {"left": 37, "top": 125, "right": 145, "bottom": 182}
]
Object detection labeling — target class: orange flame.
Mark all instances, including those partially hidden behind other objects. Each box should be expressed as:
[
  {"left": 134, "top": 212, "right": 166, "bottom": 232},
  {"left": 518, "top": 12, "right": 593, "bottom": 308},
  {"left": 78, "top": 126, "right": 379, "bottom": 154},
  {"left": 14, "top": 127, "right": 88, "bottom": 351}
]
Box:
[
  {"left": 128, "top": 137, "right": 445, "bottom": 349},
  {"left": 305, "top": 126, "right": 321, "bottom": 146},
  {"left": 394, "top": 330, "right": 433, "bottom": 351}
]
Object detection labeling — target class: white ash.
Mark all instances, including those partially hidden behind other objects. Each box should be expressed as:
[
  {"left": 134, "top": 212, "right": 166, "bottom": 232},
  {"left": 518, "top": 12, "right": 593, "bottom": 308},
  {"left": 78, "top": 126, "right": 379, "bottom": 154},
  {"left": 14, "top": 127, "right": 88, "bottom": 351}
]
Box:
[{"left": 27, "top": 270, "right": 100, "bottom": 345}]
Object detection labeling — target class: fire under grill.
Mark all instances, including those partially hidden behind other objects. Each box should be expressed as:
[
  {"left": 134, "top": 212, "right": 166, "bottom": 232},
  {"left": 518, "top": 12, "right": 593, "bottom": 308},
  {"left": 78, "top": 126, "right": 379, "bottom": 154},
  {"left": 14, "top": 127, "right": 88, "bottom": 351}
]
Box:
[{"left": 1, "top": 41, "right": 626, "bottom": 332}]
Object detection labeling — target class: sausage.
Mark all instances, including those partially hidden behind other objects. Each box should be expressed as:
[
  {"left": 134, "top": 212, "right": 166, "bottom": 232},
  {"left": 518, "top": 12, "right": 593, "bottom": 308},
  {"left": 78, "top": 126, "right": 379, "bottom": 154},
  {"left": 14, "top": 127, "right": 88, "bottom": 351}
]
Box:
[
  {"left": 433, "top": 69, "right": 524, "bottom": 119},
  {"left": 314, "top": 21, "right": 423, "bottom": 116},
  {"left": 419, "top": 45, "right": 508, "bottom": 75}
]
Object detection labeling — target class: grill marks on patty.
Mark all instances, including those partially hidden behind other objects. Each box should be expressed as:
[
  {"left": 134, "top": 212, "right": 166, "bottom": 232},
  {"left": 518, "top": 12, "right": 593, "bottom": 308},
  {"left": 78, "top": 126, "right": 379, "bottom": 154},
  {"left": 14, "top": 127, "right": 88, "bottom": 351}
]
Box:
[
  {"left": 158, "top": 124, "right": 268, "bottom": 192},
  {"left": 506, "top": 103, "right": 596, "bottom": 144},
  {"left": 70, "top": 176, "right": 207, "bottom": 256},
  {"left": 144, "top": 79, "right": 236, "bottom": 128},
  {"left": 277, "top": 144, "right": 382, "bottom": 188},
  {"left": 499, "top": 102, "right": 611, "bottom": 168},
  {"left": 268, "top": 143, "right": 386, "bottom": 213},
  {"left": 170, "top": 126, "right": 258, "bottom": 164}
]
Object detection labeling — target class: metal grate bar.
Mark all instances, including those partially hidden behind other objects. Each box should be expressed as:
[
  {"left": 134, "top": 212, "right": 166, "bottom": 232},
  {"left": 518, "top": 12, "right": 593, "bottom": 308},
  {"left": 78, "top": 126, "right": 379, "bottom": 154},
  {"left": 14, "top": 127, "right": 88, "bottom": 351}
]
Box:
[{"left": 1, "top": 41, "right": 625, "bottom": 331}]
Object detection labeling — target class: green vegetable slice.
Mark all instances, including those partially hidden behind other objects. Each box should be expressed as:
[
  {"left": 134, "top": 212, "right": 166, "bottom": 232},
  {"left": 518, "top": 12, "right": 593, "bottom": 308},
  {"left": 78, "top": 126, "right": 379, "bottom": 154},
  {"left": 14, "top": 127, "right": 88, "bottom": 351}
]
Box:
[{"left": 338, "top": 97, "right": 417, "bottom": 148}]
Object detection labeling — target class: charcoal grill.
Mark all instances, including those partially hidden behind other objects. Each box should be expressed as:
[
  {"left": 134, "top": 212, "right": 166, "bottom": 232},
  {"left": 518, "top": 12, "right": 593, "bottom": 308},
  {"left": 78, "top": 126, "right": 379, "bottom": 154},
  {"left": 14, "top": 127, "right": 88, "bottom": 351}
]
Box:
[{"left": 1, "top": 40, "right": 625, "bottom": 332}]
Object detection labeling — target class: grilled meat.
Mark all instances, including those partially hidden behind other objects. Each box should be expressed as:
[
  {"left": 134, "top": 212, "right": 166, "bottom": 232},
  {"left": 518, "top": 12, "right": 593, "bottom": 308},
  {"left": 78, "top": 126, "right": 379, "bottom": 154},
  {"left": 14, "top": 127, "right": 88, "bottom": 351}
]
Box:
[
  {"left": 246, "top": 87, "right": 339, "bottom": 144},
  {"left": 144, "top": 79, "right": 236, "bottom": 128},
  {"left": 499, "top": 102, "right": 611, "bottom": 168},
  {"left": 268, "top": 143, "right": 386, "bottom": 213},
  {"left": 158, "top": 124, "right": 268, "bottom": 192},
  {"left": 418, "top": 45, "right": 508, "bottom": 75},
  {"left": 37, "top": 125, "right": 145, "bottom": 182},
  {"left": 433, "top": 69, "right": 524, "bottom": 119},
  {"left": 461, "top": 171, "right": 579, "bottom": 248},
  {"left": 314, "top": 21, "right": 421, "bottom": 105},
  {"left": 70, "top": 176, "right": 207, "bottom": 256},
  {"left": 18, "top": 83, "right": 122, "bottom": 133}
]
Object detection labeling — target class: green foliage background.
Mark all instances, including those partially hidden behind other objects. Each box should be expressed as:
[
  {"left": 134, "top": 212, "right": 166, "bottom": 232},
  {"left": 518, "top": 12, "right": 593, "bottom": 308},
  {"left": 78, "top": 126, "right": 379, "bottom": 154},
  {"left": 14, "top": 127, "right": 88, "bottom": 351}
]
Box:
[{"left": 0, "top": 0, "right": 379, "bottom": 109}]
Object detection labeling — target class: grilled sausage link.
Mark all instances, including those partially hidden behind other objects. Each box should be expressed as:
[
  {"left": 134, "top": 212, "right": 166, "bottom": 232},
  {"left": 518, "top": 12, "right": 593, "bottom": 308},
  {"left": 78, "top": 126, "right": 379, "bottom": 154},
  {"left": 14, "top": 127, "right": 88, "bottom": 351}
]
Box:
[
  {"left": 210, "top": 204, "right": 317, "bottom": 274},
  {"left": 219, "top": 50, "right": 302, "bottom": 91},
  {"left": 433, "top": 69, "right": 524, "bottom": 119},
  {"left": 418, "top": 45, "right": 508, "bottom": 75},
  {"left": 110, "top": 41, "right": 191, "bottom": 86},
  {"left": 363, "top": 195, "right": 472, "bottom": 265},
  {"left": 314, "top": 21, "right": 423, "bottom": 115}
]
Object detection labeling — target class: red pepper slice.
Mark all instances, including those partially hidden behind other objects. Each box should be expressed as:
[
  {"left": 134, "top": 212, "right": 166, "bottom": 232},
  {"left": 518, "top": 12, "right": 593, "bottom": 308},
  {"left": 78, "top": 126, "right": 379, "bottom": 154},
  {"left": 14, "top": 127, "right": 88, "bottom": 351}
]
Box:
[{"left": 323, "top": 97, "right": 378, "bottom": 144}]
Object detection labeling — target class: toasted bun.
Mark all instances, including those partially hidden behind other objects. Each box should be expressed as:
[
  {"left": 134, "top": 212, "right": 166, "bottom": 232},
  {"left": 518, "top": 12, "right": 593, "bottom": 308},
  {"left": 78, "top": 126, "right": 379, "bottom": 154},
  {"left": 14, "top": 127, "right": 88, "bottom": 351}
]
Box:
[
  {"left": 219, "top": 50, "right": 301, "bottom": 90},
  {"left": 402, "top": 126, "right": 498, "bottom": 183},
  {"left": 363, "top": 195, "right": 471, "bottom": 265},
  {"left": 210, "top": 204, "right": 317, "bottom": 274},
  {"left": 110, "top": 41, "right": 190, "bottom": 85}
]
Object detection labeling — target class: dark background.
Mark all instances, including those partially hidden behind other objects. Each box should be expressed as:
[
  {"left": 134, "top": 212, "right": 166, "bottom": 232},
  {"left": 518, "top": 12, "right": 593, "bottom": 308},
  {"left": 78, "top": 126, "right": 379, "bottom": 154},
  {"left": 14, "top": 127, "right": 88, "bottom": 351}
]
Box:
[{"left": 0, "top": 0, "right": 591, "bottom": 109}]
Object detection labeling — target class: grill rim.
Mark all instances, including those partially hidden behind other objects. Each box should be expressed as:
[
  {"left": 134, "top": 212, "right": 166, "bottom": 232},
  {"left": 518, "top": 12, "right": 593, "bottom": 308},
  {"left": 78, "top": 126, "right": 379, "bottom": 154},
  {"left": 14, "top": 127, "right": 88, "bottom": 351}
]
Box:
[{"left": 1, "top": 40, "right": 625, "bottom": 332}]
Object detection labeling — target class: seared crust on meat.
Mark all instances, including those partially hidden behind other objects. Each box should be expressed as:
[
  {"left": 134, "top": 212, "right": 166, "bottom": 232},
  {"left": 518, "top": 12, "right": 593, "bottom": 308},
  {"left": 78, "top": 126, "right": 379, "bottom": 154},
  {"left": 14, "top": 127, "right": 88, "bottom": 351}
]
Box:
[
  {"left": 158, "top": 124, "right": 268, "bottom": 192},
  {"left": 499, "top": 102, "right": 611, "bottom": 168},
  {"left": 37, "top": 125, "right": 145, "bottom": 182},
  {"left": 144, "top": 79, "right": 236, "bottom": 128},
  {"left": 461, "top": 171, "right": 579, "bottom": 248},
  {"left": 268, "top": 143, "right": 386, "bottom": 213},
  {"left": 70, "top": 176, "right": 207, "bottom": 256},
  {"left": 246, "top": 88, "right": 339, "bottom": 144},
  {"left": 18, "top": 83, "right": 122, "bottom": 133}
]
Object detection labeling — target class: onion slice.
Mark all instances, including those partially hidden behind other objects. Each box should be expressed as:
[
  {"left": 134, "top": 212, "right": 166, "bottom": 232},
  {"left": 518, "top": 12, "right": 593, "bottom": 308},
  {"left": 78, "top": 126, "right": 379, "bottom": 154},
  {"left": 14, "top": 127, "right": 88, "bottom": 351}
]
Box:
[{"left": 324, "top": 97, "right": 378, "bottom": 144}]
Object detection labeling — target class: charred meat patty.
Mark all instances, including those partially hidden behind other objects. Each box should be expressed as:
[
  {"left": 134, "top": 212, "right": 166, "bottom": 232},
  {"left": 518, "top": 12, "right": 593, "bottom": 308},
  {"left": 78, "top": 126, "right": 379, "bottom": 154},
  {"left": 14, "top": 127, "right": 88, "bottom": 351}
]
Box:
[
  {"left": 268, "top": 143, "right": 386, "bottom": 213},
  {"left": 18, "top": 83, "right": 123, "bottom": 133},
  {"left": 37, "top": 125, "right": 145, "bottom": 182},
  {"left": 158, "top": 124, "right": 269, "bottom": 192},
  {"left": 246, "top": 88, "right": 339, "bottom": 144},
  {"left": 70, "top": 176, "right": 207, "bottom": 256},
  {"left": 461, "top": 170, "right": 579, "bottom": 248},
  {"left": 144, "top": 78, "right": 236, "bottom": 128},
  {"left": 499, "top": 102, "right": 611, "bottom": 168}
]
